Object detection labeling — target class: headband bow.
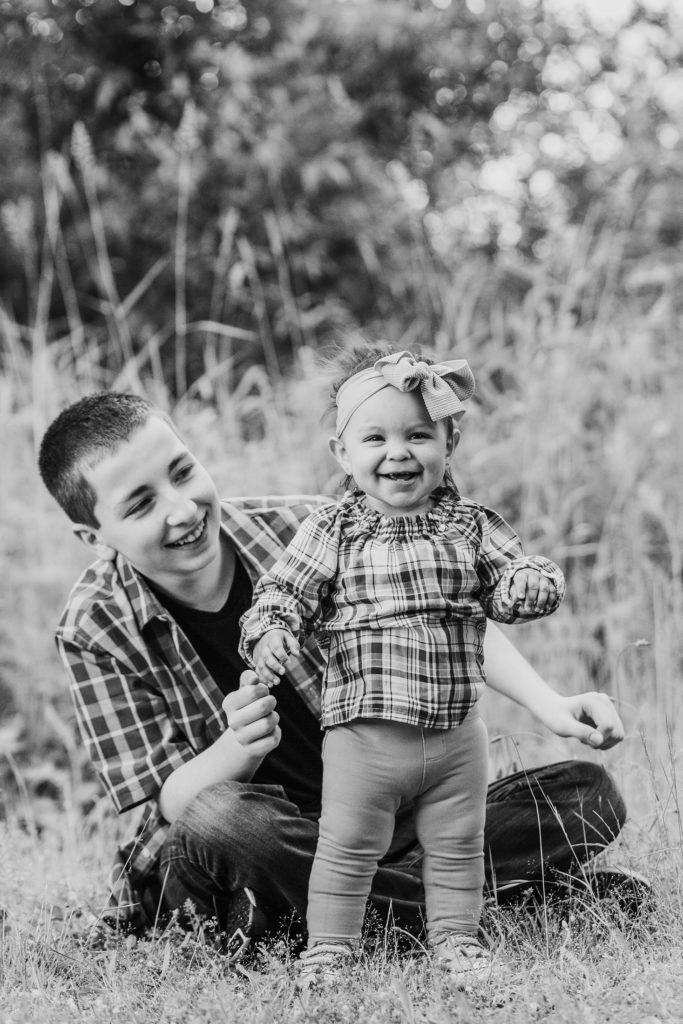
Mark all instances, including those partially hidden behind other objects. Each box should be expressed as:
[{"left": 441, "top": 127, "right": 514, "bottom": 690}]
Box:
[{"left": 335, "top": 349, "right": 475, "bottom": 436}]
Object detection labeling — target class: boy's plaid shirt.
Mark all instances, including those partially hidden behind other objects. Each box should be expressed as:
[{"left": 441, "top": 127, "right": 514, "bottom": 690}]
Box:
[
  {"left": 240, "top": 490, "right": 565, "bottom": 730},
  {"left": 56, "top": 496, "right": 329, "bottom": 918}
]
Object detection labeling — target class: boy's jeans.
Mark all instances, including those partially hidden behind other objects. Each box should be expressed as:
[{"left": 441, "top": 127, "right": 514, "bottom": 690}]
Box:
[{"left": 157, "top": 759, "right": 626, "bottom": 936}]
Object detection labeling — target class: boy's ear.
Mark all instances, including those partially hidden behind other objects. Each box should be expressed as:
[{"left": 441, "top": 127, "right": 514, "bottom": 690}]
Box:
[
  {"left": 71, "top": 524, "right": 117, "bottom": 562},
  {"left": 328, "top": 435, "right": 352, "bottom": 475}
]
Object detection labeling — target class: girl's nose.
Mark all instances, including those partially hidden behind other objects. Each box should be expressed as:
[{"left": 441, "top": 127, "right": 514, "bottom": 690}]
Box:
[
  {"left": 166, "top": 496, "right": 198, "bottom": 526},
  {"left": 386, "top": 439, "right": 410, "bottom": 459}
]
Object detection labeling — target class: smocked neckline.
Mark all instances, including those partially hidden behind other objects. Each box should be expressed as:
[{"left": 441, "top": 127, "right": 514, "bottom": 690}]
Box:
[{"left": 340, "top": 488, "right": 459, "bottom": 538}]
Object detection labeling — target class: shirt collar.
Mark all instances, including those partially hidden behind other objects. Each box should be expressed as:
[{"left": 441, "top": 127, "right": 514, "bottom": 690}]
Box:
[
  {"left": 114, "top": 500, "right": 266, "bottom": 632},
  {"left": 114, "top": 555, "right": 171, "bottom": 631}
]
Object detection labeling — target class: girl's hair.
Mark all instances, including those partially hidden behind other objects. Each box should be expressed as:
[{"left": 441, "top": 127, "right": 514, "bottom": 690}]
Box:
[{"left": 325, "top": 340, "right": 460, "bottom": 494}]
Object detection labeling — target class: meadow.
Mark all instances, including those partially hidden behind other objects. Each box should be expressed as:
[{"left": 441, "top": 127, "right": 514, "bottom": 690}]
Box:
[{"left": 1, "top": 207, "right": 683, "bottom": 1021}]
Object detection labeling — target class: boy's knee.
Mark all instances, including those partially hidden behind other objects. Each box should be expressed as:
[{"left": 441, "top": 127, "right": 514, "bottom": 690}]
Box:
[
  {"left": 578, "top": 762, "right": 627, "bottom": 840},
  {"left": 169, "top": 780, "right": 284, "bottom": 855},
  {"left": 543, "top": 760, "right": 626, "bottom": 836}
]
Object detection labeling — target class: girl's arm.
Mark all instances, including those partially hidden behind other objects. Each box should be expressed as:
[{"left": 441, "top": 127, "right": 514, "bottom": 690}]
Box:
[
  {"left": 483, "top": 622, "right": 624, "bottom": 750},
  {"left": 473, "top": 504, "right": 565, "bottom": 622},
  {"left": 240, "top": 507, "right": 339, "bottom": 662}
]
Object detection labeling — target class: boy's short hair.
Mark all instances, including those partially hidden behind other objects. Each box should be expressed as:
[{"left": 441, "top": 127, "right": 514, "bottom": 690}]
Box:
[{"left": 38, "top": 392, "right": 168, "bottom": 527}]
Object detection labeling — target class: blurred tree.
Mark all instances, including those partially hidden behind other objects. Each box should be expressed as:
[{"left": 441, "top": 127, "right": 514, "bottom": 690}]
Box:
[{"left": 0, "top": 0, "right": 681, "bottom": 388}]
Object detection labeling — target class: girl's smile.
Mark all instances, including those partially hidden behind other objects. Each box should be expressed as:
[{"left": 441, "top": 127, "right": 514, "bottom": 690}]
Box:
[{"left": 329, "top": 388, "right": 457, "bottom": 517}]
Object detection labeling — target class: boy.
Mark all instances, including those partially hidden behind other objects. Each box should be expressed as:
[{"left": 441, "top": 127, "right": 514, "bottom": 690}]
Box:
[{"left": 38, "top": 391, "right": 629, "bottom": 958}]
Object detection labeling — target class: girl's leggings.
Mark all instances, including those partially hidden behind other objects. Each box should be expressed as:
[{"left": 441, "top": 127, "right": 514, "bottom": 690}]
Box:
[{"left": 307, "top": 707, "right": 488, "bottom": 946}]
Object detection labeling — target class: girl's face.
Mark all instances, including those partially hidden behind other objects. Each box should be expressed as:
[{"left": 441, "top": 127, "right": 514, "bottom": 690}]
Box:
[{"left": 329, "top": 388, "right": 457, "bottom": 517}]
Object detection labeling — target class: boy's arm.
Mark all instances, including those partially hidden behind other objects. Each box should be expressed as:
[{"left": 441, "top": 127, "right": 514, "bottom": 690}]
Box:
[
  {"left": 483, "top": 623, "right": 624, "bottom": 750},
  {"left": 59, "top": 639, "right": 279, "bottom": 823},
  {"left": 159, "top": 675, "right": 280, "bottom": 822}
]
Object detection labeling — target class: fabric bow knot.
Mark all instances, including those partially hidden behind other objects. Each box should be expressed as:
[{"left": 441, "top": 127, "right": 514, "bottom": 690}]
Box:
[
  {"left": 374, "top": 351, "right": 475, "bottom": 422},
  {"left": 334, "top": 349, "right": 476, "bottom": 436}
]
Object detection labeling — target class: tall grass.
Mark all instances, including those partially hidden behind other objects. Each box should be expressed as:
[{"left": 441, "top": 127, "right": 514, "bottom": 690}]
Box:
[{"left": 1, "top": 129, "right": 683, "bottom": 1019}]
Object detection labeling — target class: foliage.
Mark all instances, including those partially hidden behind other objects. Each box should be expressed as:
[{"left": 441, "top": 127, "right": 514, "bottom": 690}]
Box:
[
  {"left": 1, "top": 0, "right": 682, "bottom": 391},
  {"left": 0, "top": 798, "right": 681, "bottom": 1021},
  {"left": 1, "top": 8, "right": 683, "bottom": 1017},
  {"left": 1, "top": 0, "right": 683, "bottom": 823}
]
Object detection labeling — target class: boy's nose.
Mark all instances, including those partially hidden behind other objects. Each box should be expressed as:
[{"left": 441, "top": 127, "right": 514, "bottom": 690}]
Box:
[{"left": 165, "top": 497, "right": 198, "bottom": 525}]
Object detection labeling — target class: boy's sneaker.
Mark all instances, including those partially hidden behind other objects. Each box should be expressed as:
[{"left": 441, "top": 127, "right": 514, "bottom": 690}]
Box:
[
  {"left": 296, "top": 941, "right": 355, "bottom": 990},
  {"left": 432, "top": 933, "right": 492, "bottom": 987},
  {"left": 221, "top": 887, "right": 268, "bottom": 964},
  {"left": 487, "top": 866, "right": 653, "bottom": 917},
  {"left": 581, "top": 866, "right": 654, "bottom": 915}
]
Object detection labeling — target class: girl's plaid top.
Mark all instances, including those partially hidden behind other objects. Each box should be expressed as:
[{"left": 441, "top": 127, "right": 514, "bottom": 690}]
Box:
[{"left": 241, "top": 489, "right": 565, "bottom": 729}]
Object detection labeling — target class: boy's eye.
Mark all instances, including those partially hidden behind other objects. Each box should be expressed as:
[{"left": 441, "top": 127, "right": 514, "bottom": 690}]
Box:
[
  {"left": 126, "top": 496, "right": 152, "bottom": 517},
  {"left": 175, "top": 463, "right": 194, "bottom": 482}
]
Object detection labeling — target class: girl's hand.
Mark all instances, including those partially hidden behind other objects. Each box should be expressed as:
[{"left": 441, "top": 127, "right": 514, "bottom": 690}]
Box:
[
  {"left": 252, "top": 628, "right": 300, "bottom": 687},
  {"left": 222, "top": 670, "right": 281, "bottom": 755},
  {"left": 509, "top": 568, "right": 557, "bottom": 616}
]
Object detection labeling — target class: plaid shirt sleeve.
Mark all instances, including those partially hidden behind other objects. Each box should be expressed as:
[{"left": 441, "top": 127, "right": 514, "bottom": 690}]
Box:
[
  {"left": 54, "top": 497, "right": 331, "bottom": 822},
  {"left": 58, "top": 632, "right": 198, "bottom": 814},
  {"left": 470, "top": 502, "right": 565, "bottom": 623},
  {"left": 240, "top": 505, "right": 341, "bottom": 662}
]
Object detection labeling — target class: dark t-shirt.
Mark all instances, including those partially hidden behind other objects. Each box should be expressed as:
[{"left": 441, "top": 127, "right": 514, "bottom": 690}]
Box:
[{"left": 149, "top": 555, "right": 323, "bottom": 815}]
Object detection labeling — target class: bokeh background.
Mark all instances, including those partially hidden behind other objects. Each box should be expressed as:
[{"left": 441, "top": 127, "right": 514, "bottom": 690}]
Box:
[{"left": 1, "top": 0, "right": 683, "bottom": 866}]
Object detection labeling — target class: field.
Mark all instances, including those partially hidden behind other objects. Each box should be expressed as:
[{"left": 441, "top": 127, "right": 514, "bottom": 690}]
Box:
[{"left": 2, "top": 216, "right": 683, "bottom": 1020}]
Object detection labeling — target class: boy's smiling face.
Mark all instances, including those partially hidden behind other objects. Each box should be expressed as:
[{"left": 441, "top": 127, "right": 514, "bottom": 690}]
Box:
[{"left": 73, "top": 415, "right": 223, "bottom": 594}]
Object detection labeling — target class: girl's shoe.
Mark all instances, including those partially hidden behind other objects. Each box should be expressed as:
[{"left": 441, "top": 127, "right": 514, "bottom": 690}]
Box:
[
  {"left": 431, "top": 933, "right": 492, "bottom": 987},
  {"left": 296, "top": 941, "right": 355, "bottom": 990}
]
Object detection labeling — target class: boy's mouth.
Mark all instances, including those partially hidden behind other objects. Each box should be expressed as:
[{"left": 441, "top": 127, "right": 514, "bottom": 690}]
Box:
[{"left": 167, "top": 513, "right": 208, "bottom": 548}]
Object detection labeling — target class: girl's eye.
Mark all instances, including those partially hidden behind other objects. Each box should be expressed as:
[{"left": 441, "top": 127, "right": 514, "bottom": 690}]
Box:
[
  {"left": 362, "top": 435, "right": 383, "bottom": 443},
  {"left": 175, "top": 464, "right": 194, "bottom": 482}
]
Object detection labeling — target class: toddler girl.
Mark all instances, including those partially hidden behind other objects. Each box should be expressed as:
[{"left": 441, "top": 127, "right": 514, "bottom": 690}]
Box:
[{"left": 240, "top": 346, "right": 565, "bottom": 986}]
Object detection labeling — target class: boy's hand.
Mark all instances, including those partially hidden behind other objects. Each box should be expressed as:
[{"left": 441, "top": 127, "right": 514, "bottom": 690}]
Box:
[
  {"left": 541, "top": 692, "right": 625, "bottom": 750},
  {"left": 222, "top": 670, "right": 281, "bottom": 755},
  {"left": 252, "top": 628, "right": 300, "bottom": 687},
  {"left": 508, "top": 568, "right": 557, "bottom": 616}
]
